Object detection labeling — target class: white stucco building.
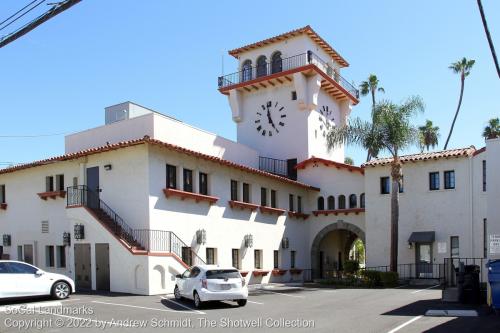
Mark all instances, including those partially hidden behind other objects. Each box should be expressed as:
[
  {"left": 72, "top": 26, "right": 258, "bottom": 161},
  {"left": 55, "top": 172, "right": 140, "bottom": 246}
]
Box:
[{"left": 0, "top": 26, "right": 498, "bottom": 295}]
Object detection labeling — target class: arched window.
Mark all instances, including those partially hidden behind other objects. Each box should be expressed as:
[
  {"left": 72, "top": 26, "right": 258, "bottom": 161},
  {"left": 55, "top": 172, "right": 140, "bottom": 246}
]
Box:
[
  {"left": 241, "top": 60, "right": 252, "bottom": 82},
  {"left": 256, "top": 56, "right": 267, "bottom": 77},
  {"left": 317, "top": 196, "right": 325, "bottom": 210},
  {"left": 338, "top": 195, "right": 346, "bottom": 209},
  {"left": 327, "top": 196, "right": 335, "bottom": 210},
  {"left": 271, "top": 51, "right": 282, "bottom": 74},
  {"left": 360, "top": 193, "right": 365, "bottom": 208},
  {"left": 349, "top": 194, "right": 357, "bottom": 208}
]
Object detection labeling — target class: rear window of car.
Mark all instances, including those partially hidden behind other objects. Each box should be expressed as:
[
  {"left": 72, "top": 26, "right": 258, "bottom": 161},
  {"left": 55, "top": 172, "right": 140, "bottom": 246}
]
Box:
[{"left": 205, "top": 269, "right": 240, "bottom": 279}]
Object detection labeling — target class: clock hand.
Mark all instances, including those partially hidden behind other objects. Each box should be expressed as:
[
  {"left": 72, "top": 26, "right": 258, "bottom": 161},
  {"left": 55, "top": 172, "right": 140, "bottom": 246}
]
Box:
[{"left": 267, "top": 106, "right": 276, "bottom": 127}]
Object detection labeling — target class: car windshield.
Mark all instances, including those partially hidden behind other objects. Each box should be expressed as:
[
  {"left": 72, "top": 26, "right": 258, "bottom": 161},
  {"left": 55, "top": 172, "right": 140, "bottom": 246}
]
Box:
[{"left": 205, "top": 269, "right": 240, "bottom": 279}]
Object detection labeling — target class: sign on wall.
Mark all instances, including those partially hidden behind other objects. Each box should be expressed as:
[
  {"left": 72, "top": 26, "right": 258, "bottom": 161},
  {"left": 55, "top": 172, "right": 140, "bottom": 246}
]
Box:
[
  {"left": 437, "top": 242, "right": 447, "bottom": 254},
  {"left": 490, "top": 235, "right": 500, "bottom": 254}
]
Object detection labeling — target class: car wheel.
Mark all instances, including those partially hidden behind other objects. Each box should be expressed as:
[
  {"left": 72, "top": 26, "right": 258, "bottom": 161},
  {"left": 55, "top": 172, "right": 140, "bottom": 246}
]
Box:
[
  {"left": 174, "top": 286, "right": 182, "bottom": 300},
  {"left": 52, "top": 281, "right": 70, "bottom": 300},
  {"left": 193, "top": 291, "right": 203, "bottom": 309},
  {"left": 237, "top": 299, "right": 247, "bottom": 307}
]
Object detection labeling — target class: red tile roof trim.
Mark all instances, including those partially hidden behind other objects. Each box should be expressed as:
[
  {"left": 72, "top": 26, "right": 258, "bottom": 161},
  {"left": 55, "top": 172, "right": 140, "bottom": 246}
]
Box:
[
  {"left": 362, "top": 146, "right": 476, "bottom": 167},
  {"left": 228, "top": 25, "right": 349, "bottom": 67},
  {"left": 295, "top": 157, "right": 364, "bottom": 174},
  {"left": 0, "top": 136, "right": 320, "bottom": 191},
  {"left": 472, "top": 146, "right": 486, "bottom": 156}
]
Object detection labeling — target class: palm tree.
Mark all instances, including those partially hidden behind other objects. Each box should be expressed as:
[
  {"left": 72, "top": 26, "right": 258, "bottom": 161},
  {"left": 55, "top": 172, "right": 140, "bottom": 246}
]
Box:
[
  {"left": 418, "top": 120, "right": 440, "bottom": 152},
  {"left": 344, "top": 157, "right": 354, "bottom": 165},
  {"left": 327, "top": 96, "right": 425, "bottom": 272},
  {"left": 483, "top": 117, "right": 500, "bottom": 139},
  {"left": 443, "top": 58, "right": 475, "bottom": 149},
  {"left": 359, "top": 74, "right": 385, "bottom": 161}
]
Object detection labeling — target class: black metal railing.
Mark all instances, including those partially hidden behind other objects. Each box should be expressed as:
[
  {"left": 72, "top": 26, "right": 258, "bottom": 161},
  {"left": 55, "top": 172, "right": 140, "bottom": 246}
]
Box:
[
  {"left": 259, "top": 156, "right": 288, "bottom": 177},
  {"left": 364, "top": 264, "right": 445, "bottom": 281},
  {"left": 443, "top": 257, "right": 485, "bottom": 288},
  {"left": 217, "top": 51, "right": 359, "bottom": 99},
  {"left": 67, "top": 186, "right": 205, "bottom": 265}
]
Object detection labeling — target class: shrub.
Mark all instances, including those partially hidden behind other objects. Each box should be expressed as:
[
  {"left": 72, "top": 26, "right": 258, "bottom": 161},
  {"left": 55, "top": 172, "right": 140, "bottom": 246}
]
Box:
[
  {"left": 360, "top": 270, "right": 382, "bottom": 287},
  {"left": 343, "top": 260, "right": 360, "bottom": 275},
  {"left": 380, "top": 271, "right": 399, "bottom": 287}
]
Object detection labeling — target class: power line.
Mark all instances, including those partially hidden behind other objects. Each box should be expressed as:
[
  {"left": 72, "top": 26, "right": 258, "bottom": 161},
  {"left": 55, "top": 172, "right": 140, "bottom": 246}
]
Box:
[
  {"left": 0, "top": 0, "right": 39, "bottom": 28},
  {"left": 0, "top": 1, "right": 46, "bottom": 33}
]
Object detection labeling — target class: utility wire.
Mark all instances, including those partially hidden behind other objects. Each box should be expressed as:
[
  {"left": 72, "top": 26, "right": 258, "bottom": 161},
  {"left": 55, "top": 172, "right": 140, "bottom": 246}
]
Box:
[
  {"left": 0, "top": 0, "right": 38, "bottom": 28},
  {"left": 0, "top": 0, "right": 46, "bottom": 33}
]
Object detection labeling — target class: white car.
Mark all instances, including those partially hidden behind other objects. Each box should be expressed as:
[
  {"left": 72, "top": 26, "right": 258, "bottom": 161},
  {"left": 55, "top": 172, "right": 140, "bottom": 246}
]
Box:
[
  {"left": 0, "top": 260, "right": 75, "bottom": 300},
  {"left": 174, "top": 265, "right": 248, "bottom": 308}
]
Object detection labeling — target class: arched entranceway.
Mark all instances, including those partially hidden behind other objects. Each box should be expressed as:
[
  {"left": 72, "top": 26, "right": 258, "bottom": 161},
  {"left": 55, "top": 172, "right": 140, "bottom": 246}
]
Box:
[{"left": 311, "top": 220, "right": 365, "bottom": 279}]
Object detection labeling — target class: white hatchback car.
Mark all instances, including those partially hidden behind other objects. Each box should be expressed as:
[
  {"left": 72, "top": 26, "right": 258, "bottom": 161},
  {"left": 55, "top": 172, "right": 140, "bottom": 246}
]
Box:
[
  {"left": 174, "top": 265, "right": 248, "bottom": 308},
  {"left": 0, "top": 260, "right": 75, "bottom": 300}
]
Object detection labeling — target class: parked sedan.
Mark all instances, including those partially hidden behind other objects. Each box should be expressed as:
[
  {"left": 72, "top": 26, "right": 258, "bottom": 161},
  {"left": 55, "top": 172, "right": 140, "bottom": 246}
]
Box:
[
  {"left": 174, "top": 265, "right": 248, "bottom": 308},
  {"left": 0, "top": 260, "right": 75, "bottom": 300}
]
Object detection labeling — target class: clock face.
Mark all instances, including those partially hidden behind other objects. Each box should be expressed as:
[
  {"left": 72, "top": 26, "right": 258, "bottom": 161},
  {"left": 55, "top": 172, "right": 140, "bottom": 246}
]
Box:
[
  {"left": 318, "top": 105, "right": 335, "bottom": 138},
  {"left": 255, "top": 100, "right": 286, "bottom": 137}
]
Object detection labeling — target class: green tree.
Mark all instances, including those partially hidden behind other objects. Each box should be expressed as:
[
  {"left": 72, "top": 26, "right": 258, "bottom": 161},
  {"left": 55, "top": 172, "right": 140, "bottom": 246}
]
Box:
[
  {"left": 483, "top": 117, "right": 500, "bottom": 139},
  {"left": 443, "top": 58, "right": 475, "bottom": 149},
  {"left": 327, "top": 96, "right": 425, "bottom": 272},
  {"left": 418, "top": 120, "right": 440, "bottom": 152},
  {"left": 344, "top": 157, "right": 354, "bottom": 165},
  {"left": 359, "top": 74, "right": 385, "bottom": 161}
]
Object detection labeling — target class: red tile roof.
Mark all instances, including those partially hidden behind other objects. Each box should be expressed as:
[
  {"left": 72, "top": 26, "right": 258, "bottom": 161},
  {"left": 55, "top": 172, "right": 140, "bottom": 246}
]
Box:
[
  {"left": 472, "top": 146, "right": 486, "bottom": 156},
  {"left": 362, "top": 146, "right": 477, "bottom": 167},
  {"left": 228, "top": 25, "right": 349, "bottom": 67},
  {"left": 0, "top": 136, "right": 319, "bottom": 191},
  {"left": 295, "top": 157, "right": 364, "bottom": 174}
]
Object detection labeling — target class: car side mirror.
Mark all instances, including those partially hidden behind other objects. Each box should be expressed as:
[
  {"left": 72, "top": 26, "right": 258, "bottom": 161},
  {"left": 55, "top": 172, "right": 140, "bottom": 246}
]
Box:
[
  {"left": 175, "top": 274, "right": 182, "bottom": 279},
  {"left": 35, "top": 270, "right": 44, "bottom": 276}
]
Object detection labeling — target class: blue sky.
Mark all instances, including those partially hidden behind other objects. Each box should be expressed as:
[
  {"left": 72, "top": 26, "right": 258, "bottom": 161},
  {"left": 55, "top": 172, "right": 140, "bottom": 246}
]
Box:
[{"left": 0, "top": 0, "right": 499, "bottom": 166}]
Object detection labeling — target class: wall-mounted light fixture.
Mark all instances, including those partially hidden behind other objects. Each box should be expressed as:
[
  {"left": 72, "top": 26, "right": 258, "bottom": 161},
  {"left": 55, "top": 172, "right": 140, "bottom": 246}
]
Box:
[
  {"left": 74, "top": 224, "right": 85, "bottom": 240},
  {"left": 281, "top": 237, "right": 289, "bottom": 249},
  {"left": 104, "top": 164, "right": 112, "bottom": 171},
  {"left": 196, "top": 229, "right": 206, "bottom": 245},
  {"left": 2, "top": 234, "right": 11, "bottom": 246},
  {"left": 408, "top": 242, "right": 413, "bottom": 249},
  {"left": 244, "top": 234, "right": 253, "bottom": 248},
  {"left": 63, "top": 232, "right": 71, "bottom": 246}
]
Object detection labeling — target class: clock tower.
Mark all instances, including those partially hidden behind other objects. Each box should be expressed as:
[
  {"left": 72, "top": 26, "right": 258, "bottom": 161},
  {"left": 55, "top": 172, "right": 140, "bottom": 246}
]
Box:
[{"left": 218, "top": 26, "right": 359, "bottom": 165}]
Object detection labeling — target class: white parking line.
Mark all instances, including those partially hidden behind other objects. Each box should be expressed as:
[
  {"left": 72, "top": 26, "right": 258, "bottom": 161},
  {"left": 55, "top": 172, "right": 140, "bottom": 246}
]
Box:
[
  {"left": 247, "top": 300, "right": 264, "bottom": 305},
  {"left": 410, "top": 284, "right": 441, "bottom": 294},
  {"left": 386, "top": 315, "right": 423, "bottom": 333},
  {"left": 92, "top": 300, "right": 201, "bottom": 314},
  {"left": 160, "top": 296, "right": 206, "bottom": 315},
  {"left": 259, "top": 290, "right": 305, "bottom": 298}
]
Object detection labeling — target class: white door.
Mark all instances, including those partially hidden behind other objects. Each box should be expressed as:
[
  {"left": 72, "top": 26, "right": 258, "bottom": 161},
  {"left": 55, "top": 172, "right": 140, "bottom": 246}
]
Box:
[
  {"left": 0, "top": 262, "right": 16, "bottom": 298},
  {"left": 185, "top": 267, "right": 201, "bottom": 298},
  {"left": 8, "top": 262, "right": 50, "bottom": 297},
  {"left": 178, "top": 269, "right": 191, "bottom": 297}
]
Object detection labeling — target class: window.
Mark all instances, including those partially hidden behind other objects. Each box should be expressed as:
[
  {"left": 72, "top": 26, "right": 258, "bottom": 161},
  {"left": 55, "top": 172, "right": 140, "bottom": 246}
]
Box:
[
  {"left": 183, "top": 169, "right": 193, "bottom": 192},
  {"left": 260, "top": 187, "right": 267, "bottom": 206},
  {"left": 166, "top": 164, "right": 177, "bottom": 189},
  {"left": 273, "top": 250, "right": 279, "bottom": 269},
  {"left": 398, "top": 176, "right": 404, "bottom": 193},
  {"left": 57, "top": 246, "right": 66, "bottom": 268},
  {"left": 181, "top": 247, "right": 192, "bottom": 266},
  {"left": 23, "top": 245, "right": 33, "bottom": 264},
  {"left": 270, "top": 190, "right": 277, "bottom": 208},
  {"left": 199, "top": 172, "right": 208, "bottom": 195},
  {"left": 338, "top": 195, "right": 346, "bottom": 209},
  {"left": 17, "top": 245, "right": 23, "bottom": 261},
  {"left": 46, "top": 176, "right": 54, "bottom": 192},
  {"left": 349, "top": 194, "right": 357, "bottom": 208},
  {"left": 317, "top": 196, "right": 325, "bottom": 210},
  {"left": 444, "top": 170, "right": 455, "bottom": 189},
  {"left": 0, "top": 184, "right": 5, "bottom": 204},
  {"left": 256, "top": 56, "right": 267, "bottom": 77},
  {"left": 241, "top": 59, "right": 252, "bottom": 82},
  {"left": 45, "top": 246, "right": 55, "bottom": 267},
  {"left": 206, "top": 248, "right": 216, "bottom": 265},
  {"left": 271, "top": 51, "right": 282, "bottom": 74},
  {"left": 0, "top": 263, "right": 8, "bottom": 274},
  {"left": 484, "top": 219, "right": 488, "bottom": 258},
  {"left": 56, "top": 174, "right": 64, "bottom": 191},
  {"left": 289, "top": 194, "right": 294, "bottom": 211},
  {"left": 297, "top": 196, "right": 303, "bottom": 213},
  {"left": 290, "top": 250, "right": 296, "bottom": 269},
  {"left": 73, "top": 177, "right": 78, "bottom": 187},
  {"left": 230, "top": 180, "right": 238, "bottom": 201},
  {"left": 451, "top": 236, "right": 459, "bottom": 258},
  {"left": 360, "top": 193, "right": 365, "bottom": 208},
  {"left": 243, "top": 183, "right": 250, "bottom": 203},
  {"left": 7, "top": 262, "right": 37, "bottom": 274},
  {"left": 232, "top": 249, "right": 240, "bottom": 269},
  {"left": 291, "top": 91, "right": 297, "bottom": 100},
  {"left": 327, "top": 196, "right": 335, "bottom": 210},
  {"left": 482, "top": 160, "right": 486, "bottom": 192},
  {"left": 429, "top": 172, "right": 440, "bottom": 190},
  {"left": 254, "top": 249, "right": 262, "bottom": 269},
  {"left": 190, "top": 267, "right": 201, "bottom": 278},
  {"left": 380, "top": 177, "right": 390, "bottom": 194}
]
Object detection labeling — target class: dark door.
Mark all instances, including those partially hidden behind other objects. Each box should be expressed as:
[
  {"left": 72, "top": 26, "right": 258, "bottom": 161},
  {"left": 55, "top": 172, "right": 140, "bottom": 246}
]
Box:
[
  {"left": 95, "top": 243, "right": 110, "bottom": 291},
  {"left": 74, "top": 243, "right": 92, "bottom": 290},
  {"left": 319, "top": 251, "right": 324, "bottom": 279},
  {"left": 86, "top": 167, "right": 100, "bottom": 209},
  {"left": 416, "top": 243, "right": 433, "bottom": 278}
]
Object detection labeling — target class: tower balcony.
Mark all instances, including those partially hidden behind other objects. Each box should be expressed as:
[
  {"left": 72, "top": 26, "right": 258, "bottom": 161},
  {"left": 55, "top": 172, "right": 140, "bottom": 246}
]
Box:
[{"left": 218, "top": 51, "right": 359, "bottom": 104}]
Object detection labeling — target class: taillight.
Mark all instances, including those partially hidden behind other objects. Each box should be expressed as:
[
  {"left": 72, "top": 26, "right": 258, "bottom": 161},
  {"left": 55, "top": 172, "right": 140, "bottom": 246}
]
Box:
[
  {"left": 241, "top": 277, "right": 246, "bottom": 287},
  {"left": 201, "top": 279, "right": 207, "bottom": 289}
]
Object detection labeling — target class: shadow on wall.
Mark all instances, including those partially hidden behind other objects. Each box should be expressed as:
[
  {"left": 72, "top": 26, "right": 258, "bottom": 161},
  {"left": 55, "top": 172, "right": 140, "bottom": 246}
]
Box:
[
  {"left": 152, "top": 265, "right": 166, "bottom": 290},
  {"left": 134, "top": 264, "right": 147, "bottom": 294},
  {"left": 153, "top": 194, "right": 212, "bottom": 216}
]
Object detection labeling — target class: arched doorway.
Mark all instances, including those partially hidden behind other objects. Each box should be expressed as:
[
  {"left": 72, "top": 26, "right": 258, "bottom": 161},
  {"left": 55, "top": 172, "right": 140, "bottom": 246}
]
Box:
[{"left": 311, "top": 220, "right": 365, "bottom": 279}]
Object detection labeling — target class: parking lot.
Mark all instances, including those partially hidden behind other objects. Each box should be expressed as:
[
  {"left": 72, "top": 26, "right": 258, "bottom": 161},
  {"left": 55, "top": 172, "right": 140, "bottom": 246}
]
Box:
[{"left": 0, "top": 285, "right": 498, "bottom": 333}]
